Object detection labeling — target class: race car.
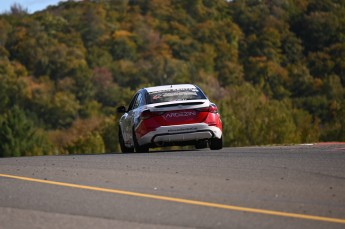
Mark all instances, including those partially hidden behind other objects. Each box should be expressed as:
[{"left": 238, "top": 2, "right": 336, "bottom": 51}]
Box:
[{"left": 117, "top": 84, "right": 223, "bottom": 153}]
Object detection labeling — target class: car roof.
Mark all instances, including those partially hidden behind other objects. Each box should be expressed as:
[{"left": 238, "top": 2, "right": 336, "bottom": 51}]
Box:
[{"left": 144, "top": 84, "right": 197, "bottom": 93}]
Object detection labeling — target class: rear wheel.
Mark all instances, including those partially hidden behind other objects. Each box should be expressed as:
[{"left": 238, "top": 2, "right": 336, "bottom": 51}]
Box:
[
  {"left": 132, "top": 128, "right": 149, "bottom": 153},
  {"left": 119, "top": 128, "right": 134, "bottom": 153},
  {"left": 209, "top": 137, "right": 223, "bottom": 150}
]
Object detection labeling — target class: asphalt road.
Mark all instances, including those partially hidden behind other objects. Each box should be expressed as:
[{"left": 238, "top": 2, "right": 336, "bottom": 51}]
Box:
[{"left": 1, "top": 144, "right": 345, "bottom": 229}]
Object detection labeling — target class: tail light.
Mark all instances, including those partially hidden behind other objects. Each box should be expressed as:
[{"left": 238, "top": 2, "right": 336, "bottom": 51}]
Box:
[
  {"left": 140, "top": 110, "right": 164, "bottom": 120},
  {"left": 209, "top": 104, "right": 218, "bottom": 113},
  {"left": 196, "top": 104, "right": 218, "bottom": 113},
  {"left": 204, "top": 104, "right": 219, "bottom": 126}
]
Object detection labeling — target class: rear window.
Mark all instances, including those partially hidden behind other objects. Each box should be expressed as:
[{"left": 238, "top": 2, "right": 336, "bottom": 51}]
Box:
[{"left": 148, "top": 88, "right": 206, "bottom": 104}]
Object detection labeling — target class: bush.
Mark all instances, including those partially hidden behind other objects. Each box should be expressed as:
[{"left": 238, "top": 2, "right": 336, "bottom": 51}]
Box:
[{"left": 65, "top": 132, "right": 105, "bottom": 155}]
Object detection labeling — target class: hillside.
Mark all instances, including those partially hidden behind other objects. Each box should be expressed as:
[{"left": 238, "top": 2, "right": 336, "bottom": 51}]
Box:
[{"left": 1, "top": 0, "right": 344, "bottom": 156}]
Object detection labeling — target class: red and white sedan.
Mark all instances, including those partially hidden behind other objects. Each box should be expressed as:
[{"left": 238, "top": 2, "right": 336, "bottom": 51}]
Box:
[{"left": 117, "top": 84, "right": 223, "bottom": 153}]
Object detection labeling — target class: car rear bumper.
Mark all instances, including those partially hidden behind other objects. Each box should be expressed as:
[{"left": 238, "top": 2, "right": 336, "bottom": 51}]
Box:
[{"left": 137, "top": 123, "right": 222, "bottom": 146}]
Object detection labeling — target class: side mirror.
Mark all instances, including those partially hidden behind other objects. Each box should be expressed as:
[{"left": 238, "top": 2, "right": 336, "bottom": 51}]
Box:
[{"left": 117, "top": 106, "right": 127, "bottom": 113}]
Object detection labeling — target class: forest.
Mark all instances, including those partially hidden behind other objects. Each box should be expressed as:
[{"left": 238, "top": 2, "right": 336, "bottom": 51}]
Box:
[{"left": 0, "top": 0, "right": 344, "bottom": 157}]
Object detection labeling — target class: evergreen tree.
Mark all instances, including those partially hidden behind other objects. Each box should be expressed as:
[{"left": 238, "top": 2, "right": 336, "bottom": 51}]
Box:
[{"left": 0, "top": 106, "right": 50, "bottom": 157}]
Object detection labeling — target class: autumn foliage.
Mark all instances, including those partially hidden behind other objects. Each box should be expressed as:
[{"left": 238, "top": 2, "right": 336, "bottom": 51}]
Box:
[{"left": 0, "top": 0, "right": 344, "bottom": 156}]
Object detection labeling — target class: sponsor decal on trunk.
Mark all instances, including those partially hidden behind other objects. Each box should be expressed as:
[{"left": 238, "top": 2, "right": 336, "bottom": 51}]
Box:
[{"left": 164, "top": 111, "right": 196, "bottom": 119}]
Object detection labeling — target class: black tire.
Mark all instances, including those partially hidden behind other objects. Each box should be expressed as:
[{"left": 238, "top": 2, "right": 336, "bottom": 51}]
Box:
[
  {"left": 119, "top": 128, "right": 134, "bottom": 153},
  {"left": 132, "top": 129, "right": 149, "bottom": 153},
  {"left": 209, "top": 137, "right": 223, "bottom": 150}
]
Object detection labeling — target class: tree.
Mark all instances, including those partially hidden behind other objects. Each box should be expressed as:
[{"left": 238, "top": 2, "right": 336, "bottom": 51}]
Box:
[
  {"left": 0, "top": 106, "right": 50, "bottom": 157},
  {"left": 9, "top": 3, "right": 28, "bottom": 15},
  {"left": 48, "top": 91, "right": 81, "bottom": 128},
  {"left": 110, "top": 30, "right": 138, "bottom": 61},
  {"left": 0, "top": 59, "right": 28, "bottom": 112}
]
